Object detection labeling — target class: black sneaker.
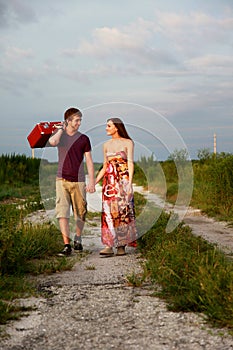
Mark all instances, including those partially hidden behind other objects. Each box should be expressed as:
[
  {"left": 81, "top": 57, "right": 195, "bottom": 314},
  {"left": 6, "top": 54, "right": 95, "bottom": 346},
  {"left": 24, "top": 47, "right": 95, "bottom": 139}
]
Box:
[
  {"left": 57, "top": 244, "right": 72, "bottom": 257},
  {"left": 74, "top": 241, "right": 83, "bottom": 251}
]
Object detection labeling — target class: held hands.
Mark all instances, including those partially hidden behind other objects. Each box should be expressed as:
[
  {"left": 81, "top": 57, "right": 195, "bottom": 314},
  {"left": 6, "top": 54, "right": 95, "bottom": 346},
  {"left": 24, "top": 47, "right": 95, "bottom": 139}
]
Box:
[{"left": 86, "top": 183, "right": 96, "bottom": 193}]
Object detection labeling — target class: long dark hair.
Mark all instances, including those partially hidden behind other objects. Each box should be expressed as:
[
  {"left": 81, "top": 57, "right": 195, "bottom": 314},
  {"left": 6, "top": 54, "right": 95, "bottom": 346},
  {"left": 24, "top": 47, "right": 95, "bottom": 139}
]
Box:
[{"left": 107, "top": 117, "right": 132, "bottom": 140}]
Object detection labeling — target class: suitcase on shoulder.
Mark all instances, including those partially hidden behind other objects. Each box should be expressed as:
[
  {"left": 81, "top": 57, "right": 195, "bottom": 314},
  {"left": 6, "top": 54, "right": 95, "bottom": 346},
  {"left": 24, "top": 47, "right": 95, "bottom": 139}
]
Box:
[{"left": 27, "top": 121, "right": 62, "bottom": 148}]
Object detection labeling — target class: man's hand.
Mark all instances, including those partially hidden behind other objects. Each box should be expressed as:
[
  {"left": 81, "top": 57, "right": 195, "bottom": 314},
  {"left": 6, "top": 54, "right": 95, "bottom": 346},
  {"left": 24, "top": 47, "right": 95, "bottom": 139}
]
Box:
[
  {"left": 86, "top": 183, "right": 96, "bottom": 193},
  {"left": 54, "top": 122, "right": 66, "bottom": 130}
]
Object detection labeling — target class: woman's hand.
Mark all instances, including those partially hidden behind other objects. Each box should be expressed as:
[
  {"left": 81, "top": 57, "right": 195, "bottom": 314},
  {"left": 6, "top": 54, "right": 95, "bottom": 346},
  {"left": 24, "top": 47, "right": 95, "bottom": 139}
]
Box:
[{"left": 86, "top": 183, "right": 96, "bottom": 193}]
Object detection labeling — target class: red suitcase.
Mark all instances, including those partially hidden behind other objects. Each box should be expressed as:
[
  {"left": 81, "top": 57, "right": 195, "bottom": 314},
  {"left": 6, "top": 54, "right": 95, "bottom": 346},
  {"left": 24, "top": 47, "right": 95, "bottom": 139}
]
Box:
[{"left": 27, "top": 121, "right": 62, "bottom": 148}]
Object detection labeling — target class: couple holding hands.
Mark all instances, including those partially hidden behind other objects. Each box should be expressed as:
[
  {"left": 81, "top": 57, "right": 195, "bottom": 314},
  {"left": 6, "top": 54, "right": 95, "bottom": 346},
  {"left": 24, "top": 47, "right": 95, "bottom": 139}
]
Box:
[{"left": 49, "top": 107, "right": 137, "bottom": 257}]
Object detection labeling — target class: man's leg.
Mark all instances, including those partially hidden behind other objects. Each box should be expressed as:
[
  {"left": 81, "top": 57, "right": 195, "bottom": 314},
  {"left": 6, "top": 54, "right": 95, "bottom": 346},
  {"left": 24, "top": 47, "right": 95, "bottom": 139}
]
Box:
[
  {"left": 75, "top": 218, "right": 84, "bottom": 238},
  {"left": 57, "top": 217, "right": 72, "bottom": 256},
  {"left": 56, "top": 179, "right": 72, "bottom": 256},
  {"left": 59, "top": 217, "right": 70, "bottom": 244},
  {"left": 72, "top": 182, "right": 87, "bottom": 251},
  {"left": 73, "top": 219, "right": 84, "bottom": 251}
]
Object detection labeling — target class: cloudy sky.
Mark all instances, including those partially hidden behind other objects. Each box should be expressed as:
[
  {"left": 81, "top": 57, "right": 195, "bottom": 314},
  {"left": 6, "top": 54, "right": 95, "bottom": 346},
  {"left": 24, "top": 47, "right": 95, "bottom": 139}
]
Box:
[{"left": 0, "top": 0, "right": 233, "bottom": 161}]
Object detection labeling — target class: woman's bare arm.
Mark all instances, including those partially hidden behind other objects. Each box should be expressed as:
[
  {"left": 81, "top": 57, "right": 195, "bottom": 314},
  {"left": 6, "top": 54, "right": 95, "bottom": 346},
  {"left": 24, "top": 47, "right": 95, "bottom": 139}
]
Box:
[{"left": 95, "top": 143, "right": 108, "bottom": 184}]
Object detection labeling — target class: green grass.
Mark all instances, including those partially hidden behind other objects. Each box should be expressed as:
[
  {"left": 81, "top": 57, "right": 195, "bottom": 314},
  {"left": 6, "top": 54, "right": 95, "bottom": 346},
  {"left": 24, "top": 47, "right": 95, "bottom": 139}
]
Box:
[
  {"left": 0, "top": 183, "right": 40, "bottom": 201},
  {"left": 85, "top": 264, "right": 96, "bottom": 270},
  {"left": 0, "top": 201, "right": 85, "bottom": 325},
  {"left": 134, "top": 211, "right": 233, "bottom": 329},
  {"left": 0, "top": 275, "right": 36, "bottom": 324},
  {"left": 134, "top": 191, "right": 147, "bottom": 216}
]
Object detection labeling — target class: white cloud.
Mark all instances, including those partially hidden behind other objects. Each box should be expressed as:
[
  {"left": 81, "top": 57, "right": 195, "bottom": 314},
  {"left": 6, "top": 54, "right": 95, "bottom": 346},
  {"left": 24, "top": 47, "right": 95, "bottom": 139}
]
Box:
[
  {"left": 61, "top": 17, "right": 179, "bottom": 75},
  {"left": 62, "top": 17, "right": 155, "bottom": 57},
  {"left": 156, "top": 11, "right": 233, "bottom": 55},
  {"left": 5, "top": 46, "right": 34, "bottom": 61},
  {"left": 185, "top": 54, "right": 233, "bottom": 77},
  {"left": 80, "top": 18, "right": 154, "bottom": 54},
  {"left": 188, "top": 54, "right": 233, "bottom": 67},
  {"left": 61, "top": 10, "right": 233, "bottom": 78},
  {"left": 1, "top": 8, "right": 232, "bottom": 100},
  {"left": 81, "top": 27, "right": 139, "bottom": 52},
  {"left": 157, "top": 10, "right": 233, "bottom": 32}
]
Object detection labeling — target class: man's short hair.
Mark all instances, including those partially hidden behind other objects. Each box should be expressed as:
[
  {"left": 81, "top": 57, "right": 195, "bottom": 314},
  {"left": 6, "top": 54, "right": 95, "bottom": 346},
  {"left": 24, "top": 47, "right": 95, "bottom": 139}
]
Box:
[{"left": 64, "top": 107, "right": 82, "bottom": 121}]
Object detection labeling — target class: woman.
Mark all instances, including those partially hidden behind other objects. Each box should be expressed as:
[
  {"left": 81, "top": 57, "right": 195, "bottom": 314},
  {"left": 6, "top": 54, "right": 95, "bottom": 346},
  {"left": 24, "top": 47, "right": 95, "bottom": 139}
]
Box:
[{"left": 95, "top": 117, "right": 137, "bottom": 256}]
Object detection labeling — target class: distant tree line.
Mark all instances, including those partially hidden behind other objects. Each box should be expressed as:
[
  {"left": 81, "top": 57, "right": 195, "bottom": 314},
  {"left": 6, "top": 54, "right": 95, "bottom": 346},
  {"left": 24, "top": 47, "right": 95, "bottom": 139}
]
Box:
[{"left": 0, "top": 154, "right": 41, "bottom": 185}]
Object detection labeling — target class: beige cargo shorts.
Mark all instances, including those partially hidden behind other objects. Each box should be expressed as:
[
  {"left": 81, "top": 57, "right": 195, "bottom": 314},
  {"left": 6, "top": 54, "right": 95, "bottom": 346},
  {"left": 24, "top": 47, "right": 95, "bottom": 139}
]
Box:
[{"left": 55, "top": 179, "right": 87, "bottom": 221}]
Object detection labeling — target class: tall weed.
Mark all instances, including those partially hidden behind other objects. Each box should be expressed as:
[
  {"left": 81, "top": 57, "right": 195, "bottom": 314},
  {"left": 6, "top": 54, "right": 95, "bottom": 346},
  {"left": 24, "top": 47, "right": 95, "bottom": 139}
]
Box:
[
  {"left": 0, "top": 203, "right": 75, "bottom": 324},
  {"left": 138, "top": 212, "right": 233, "bottom": 328}
]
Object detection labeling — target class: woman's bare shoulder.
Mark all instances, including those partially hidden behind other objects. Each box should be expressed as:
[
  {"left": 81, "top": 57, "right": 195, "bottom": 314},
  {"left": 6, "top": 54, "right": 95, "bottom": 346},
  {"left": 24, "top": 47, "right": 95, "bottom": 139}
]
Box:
[
  {"left": 125, "top": 138, "right": 134, "bottom": 146},
  {"left": 103, "top": 140, "right": 111, "bottom": 148}
]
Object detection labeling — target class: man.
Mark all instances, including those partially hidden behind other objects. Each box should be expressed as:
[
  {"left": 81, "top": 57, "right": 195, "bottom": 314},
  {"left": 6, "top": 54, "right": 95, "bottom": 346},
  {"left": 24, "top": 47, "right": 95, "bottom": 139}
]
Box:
[{"left": 49, "top": 107, "right": 95, "bottom": 256}]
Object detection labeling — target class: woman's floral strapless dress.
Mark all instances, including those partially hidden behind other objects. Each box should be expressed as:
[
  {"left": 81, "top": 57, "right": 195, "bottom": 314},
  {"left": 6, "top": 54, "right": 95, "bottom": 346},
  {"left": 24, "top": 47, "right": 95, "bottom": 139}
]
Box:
[{"left": 101, "top": 151, "right": 137, "bottom": 247}]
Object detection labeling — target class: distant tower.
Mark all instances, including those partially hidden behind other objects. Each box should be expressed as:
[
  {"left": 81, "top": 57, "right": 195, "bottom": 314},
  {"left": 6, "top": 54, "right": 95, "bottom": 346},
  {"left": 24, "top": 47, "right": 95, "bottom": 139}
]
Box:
[{"left": 214, "top": 133, "right": 217, "bottom": 155}]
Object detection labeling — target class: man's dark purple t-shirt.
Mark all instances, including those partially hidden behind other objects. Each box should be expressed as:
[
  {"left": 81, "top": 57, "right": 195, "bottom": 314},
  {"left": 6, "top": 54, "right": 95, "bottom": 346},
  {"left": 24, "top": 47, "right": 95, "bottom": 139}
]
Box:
[{"left": 57, "top": 132, "right": 91, "bottom": 182}]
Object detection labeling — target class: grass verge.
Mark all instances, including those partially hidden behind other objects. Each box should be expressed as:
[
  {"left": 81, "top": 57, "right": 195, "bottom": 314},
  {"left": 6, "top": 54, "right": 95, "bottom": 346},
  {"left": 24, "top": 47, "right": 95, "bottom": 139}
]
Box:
[
  {"left": 0, "top": 201, "right": 86, "bottom": 326},
  {"left": 133, "top": 211, "right": 233, "bottom": 330}
]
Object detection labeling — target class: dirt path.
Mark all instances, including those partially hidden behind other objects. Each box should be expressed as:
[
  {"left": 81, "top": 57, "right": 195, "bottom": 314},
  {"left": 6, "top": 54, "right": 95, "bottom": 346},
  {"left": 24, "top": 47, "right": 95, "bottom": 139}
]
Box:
[
  {"left": 0, "top": 188, "right": 233, "bottom": 349},
  {"left": 142, "top": 188, "right": 233, "bottom": 257}
]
